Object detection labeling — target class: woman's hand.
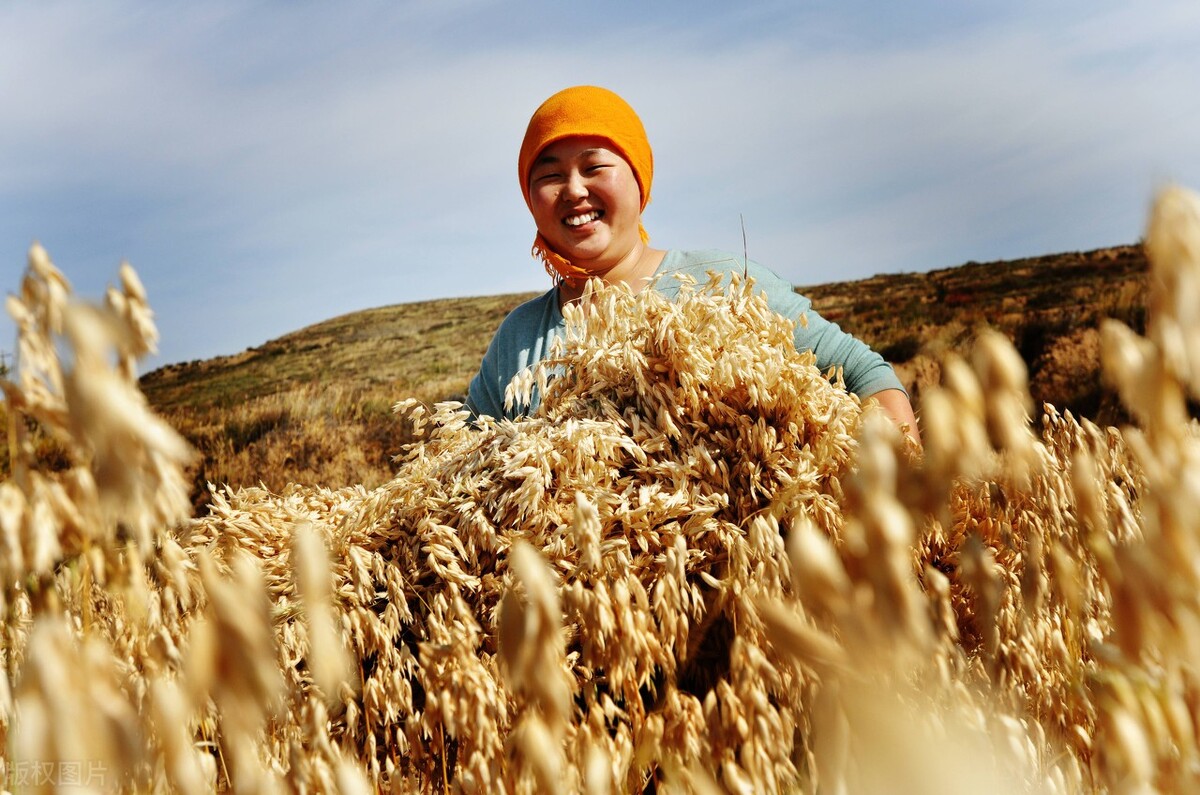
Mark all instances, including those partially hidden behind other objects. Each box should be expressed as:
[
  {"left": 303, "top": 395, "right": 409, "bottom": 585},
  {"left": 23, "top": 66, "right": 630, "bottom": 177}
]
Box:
[{"left": 865, "top": 388, "right": 922, "bottom": 448}]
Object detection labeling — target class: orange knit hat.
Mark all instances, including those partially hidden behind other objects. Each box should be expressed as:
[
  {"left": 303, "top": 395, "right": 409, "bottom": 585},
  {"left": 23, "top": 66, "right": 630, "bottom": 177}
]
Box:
[{"left": 518, "top": 86, "right": 653, "bottom": 285}]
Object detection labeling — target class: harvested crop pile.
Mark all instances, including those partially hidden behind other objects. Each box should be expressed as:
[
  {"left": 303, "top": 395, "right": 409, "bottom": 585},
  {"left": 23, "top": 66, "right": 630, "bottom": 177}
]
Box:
[
  {"left": 187, "top": 270, "right": 864, "bottom": 791},
  {"left": 2, "top": 186, "right": 1200, "bottom": 794}
]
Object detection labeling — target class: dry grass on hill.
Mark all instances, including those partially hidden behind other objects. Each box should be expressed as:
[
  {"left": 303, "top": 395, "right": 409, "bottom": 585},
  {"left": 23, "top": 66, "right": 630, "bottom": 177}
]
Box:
[
  {"left": 136, "top": 292, "right": 536, "bottom": 506},
  {"left": 123, "top": 241, "right": 1150, "bottom": 508},
  {"left": 798, "top": 244, "right": 1148, "bottom": 423}
]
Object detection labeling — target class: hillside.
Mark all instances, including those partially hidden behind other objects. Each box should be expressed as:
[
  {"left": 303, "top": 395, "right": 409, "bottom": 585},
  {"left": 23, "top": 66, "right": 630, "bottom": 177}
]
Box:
[
  {"left": 129, "top": 243, "right": 1147, "bottom": 503},
  {"left": 797, "top": 244, "right": 1146, "bottom": 418},
  {"left": 140, "top": 291, "right": 536, "bottom": 412},
  {"left": 142, "top": 244, "right": 1147, "bottom": 415}
]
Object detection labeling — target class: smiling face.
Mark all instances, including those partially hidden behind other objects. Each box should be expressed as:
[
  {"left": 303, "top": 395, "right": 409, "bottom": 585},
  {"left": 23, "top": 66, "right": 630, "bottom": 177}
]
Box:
[{"left": 526, "top": 135, "right": 645, "bottom": 277}]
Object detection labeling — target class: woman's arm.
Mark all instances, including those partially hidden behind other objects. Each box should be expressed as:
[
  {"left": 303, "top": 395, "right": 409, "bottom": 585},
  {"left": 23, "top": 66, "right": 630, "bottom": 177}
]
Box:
[{"left": 865, "top": 387, "right": 921, "bottom": 447}]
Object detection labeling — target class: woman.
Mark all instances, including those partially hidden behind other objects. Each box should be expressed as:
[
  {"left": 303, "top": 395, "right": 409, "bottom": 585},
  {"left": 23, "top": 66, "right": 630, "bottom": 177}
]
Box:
[{"left": 466, "top": 85, "right": 919, "bottom": 443}]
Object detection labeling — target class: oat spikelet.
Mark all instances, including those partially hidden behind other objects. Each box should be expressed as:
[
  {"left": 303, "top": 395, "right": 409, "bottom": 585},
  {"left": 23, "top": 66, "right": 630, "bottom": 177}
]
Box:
[{"left": 291, "top": 520, "right": 354, "bottom": 701}]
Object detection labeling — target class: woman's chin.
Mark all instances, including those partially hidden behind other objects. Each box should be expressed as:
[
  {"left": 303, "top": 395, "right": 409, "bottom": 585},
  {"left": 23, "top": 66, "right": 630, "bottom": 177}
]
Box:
[
  {"left": 557, "top": 238, "right": 606, "bottom": 261},
  {"left": 560, "top": 249, "right": 608, "bottom": 272}
]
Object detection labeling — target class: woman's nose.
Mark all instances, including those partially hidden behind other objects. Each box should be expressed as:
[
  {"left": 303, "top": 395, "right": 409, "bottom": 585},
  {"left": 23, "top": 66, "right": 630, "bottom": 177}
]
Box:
[{"left": 561, "top": 170, "right": 587, "bottom": 201}]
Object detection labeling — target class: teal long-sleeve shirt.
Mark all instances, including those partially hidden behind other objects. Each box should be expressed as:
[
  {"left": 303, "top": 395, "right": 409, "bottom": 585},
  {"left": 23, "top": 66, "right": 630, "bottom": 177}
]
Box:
[{"left": 466, "top": 249, "right": 904, "bottom": 421}]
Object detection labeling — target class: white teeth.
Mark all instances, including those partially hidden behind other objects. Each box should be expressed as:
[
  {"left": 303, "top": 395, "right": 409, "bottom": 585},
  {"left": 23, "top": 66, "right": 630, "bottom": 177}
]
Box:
[{"left": 565, "top": 211, "right": 601, "bottom": 227}]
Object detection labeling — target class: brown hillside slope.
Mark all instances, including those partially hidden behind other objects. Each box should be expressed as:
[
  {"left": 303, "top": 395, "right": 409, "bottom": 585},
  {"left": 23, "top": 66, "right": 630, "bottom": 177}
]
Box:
[
  {"left": 129, "top": 243, "right": 1149, "bottom": 502},
  {"left": 799, "top": 244, "right": 1146, "bottom": 419},
  {"left": 141, "top": 292, "right": 537, "bottom": 412},
  {"left": 133, "top": 292, "right": 537, "bottom": 504}
]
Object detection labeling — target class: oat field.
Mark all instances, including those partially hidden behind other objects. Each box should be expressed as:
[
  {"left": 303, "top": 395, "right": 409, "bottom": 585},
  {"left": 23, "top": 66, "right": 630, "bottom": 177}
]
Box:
[{"left": 2, "top": 187, "right": 1200, "bottom": 793}]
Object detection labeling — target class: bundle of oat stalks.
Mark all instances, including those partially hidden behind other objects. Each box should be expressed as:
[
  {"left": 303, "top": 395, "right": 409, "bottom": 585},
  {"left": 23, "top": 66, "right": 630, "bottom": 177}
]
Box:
[{"left": 3, "top": 187, "right": 1200, "bottom": 794}]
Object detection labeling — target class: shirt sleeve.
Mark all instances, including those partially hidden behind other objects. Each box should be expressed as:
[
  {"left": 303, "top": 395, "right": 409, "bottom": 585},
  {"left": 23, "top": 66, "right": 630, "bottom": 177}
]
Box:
[
  {"left": 745, "top": 259, "right": 906, "bottom": 397},
  {"left": 465, "top": 289, "right": 562, "bottom": 421},
  {"left": 465, "top": 336, "right": 506, "bottom": 419}
]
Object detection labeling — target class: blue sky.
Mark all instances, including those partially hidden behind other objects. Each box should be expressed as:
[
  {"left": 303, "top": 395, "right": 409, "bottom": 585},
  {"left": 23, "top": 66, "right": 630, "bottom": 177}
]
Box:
[{"left": 2, "top": 1, "right": 1199, "bottom": 370}]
